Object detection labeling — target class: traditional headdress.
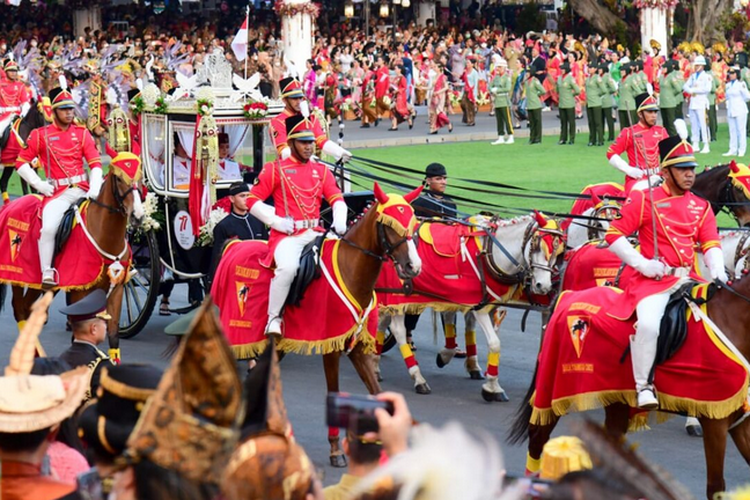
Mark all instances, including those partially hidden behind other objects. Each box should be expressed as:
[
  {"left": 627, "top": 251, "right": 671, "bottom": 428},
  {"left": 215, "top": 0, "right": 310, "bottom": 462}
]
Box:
[
  {"left": 221, "top": 339, "right": 315, "bottom": 500},
  {"left": 0, "top": 292, "right": 89, "bottom": 433},
  {"left": 124, "top": 298, "right": 244, "bottom": 485},
  {"left": 650, "top": 39, "right": 662, "bottom": 52},
  {"left": 691, "top": 41, "right": 706, "bottom": 55},
  {"left": 540, "top": 436, "right": 593, "bottom": 480}
]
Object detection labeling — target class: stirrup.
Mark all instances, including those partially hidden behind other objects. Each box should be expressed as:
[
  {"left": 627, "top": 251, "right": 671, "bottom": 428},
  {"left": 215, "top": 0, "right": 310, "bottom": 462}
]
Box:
[
  {"left": 42, "top": 268, "right": 59, "bottom": 287},
  {"left": 637, "top": 387, "right": 659, "bottom": 410},
  {"left": 265, "top": 316, "right": 283, "bottom": 339}
]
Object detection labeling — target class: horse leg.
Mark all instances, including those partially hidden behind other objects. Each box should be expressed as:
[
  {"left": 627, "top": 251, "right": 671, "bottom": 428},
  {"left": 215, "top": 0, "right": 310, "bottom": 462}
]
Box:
[
  {"left": 392, "top": 313, "right": 430, "bottom": 395},
  {"left": 603, "top": 403, "right": 631, "bottom": 442},
  {"left": 700, "top": 417, "right": 729, "bottom": 499},
  {"left": 474, "top": 311, "right": 509, "bottom": 402},
  {"left": 729, "top": 412, "right": 750, "bottom": 467},
  {"left": 12, "top": 287, "right": 45, "bottom": 355},
  {"left": 436, "top": 311, "right": 457, "bottom": 368},
  {"left": 322, "top": 351, "right": 347, "bottom": 468},
  {"left": 0, "top": 166, "right": 12, "bottom": 204},
  {"left": 527, "top": 419, "right": 559, "bottom": 476},
  {"left": 347, "top": 342, "right": 382, "bottom": 395},
  {"left": 462, "top": 311, "right": 483, "bottom": 379},
  {"left": 374, "top": 312, "right": 390, "bottom": 382},
  {"left": 105, "top": 284, "right": 123, "bottom": 364}
]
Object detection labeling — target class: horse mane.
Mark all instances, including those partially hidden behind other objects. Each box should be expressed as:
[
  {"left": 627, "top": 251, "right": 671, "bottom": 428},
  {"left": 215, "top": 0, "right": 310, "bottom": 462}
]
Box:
[{"left": 494, "top": 214, "right": 532, "bottom": 228}]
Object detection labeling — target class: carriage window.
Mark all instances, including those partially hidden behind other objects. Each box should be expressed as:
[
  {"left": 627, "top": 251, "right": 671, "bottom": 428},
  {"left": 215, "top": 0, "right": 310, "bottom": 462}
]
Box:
[
  {"left": 171, "top": 123, "right": 196, "bottom": 192},
  {"left": 142, "top": 115, "right": 166, "bottom": 190},
  {"left": 215, "top": 123, "right": 249, "bottom": 184}
]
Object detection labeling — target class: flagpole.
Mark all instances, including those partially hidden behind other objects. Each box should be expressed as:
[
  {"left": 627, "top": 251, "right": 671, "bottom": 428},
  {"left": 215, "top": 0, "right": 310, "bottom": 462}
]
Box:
[{"left": 244, "top": 5, "right": 250, "bottom": 79}]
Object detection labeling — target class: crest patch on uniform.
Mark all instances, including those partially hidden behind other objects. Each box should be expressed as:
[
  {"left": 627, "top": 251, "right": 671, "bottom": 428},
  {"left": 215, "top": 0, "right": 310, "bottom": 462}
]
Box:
[
  {"left": 236, "top": 282, "right": 252, "bottom": 317},
  {"left": 567, "top": 315, "right": 590, "bottom": 358},
  {"left": 9, "top": 230, "right": 21, "bottom": 262}
]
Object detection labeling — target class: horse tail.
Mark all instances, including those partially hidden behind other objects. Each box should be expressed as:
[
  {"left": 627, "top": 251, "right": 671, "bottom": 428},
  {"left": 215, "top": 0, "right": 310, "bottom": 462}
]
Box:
[
  {"left": 0, "top": 283, "right": 6, "bottom": 313},
  {"left": 507, "top": 360, "right": 539, "bottom": 445}
]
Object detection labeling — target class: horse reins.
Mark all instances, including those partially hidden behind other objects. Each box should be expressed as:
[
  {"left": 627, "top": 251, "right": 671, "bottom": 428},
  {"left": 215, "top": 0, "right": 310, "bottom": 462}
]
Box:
[{"left": 88, "top": 175, "right": 137, "bottom": 216}]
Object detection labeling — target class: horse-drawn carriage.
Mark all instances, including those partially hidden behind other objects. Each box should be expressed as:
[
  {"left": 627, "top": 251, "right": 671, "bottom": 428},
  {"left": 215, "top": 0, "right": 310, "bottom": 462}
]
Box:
[{"left": 118, "top": 59, "right": 286, "bottom": 338}]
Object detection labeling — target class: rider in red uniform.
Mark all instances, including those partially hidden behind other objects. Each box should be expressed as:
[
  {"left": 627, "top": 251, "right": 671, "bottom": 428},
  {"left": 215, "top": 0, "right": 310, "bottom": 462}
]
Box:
[
  {"left": 248, "top": 115, "right": 347, "bottom": 336},
  {"left": 15, "top": 86, "right": 103, "bottom": 286},
  {"left": 606, "top": 93, "right": 668, "bottom": 193},
  {"left": 269, "top": 77, "right": 350, "bottom": 162},
  {"left": 604, "top": 134, "right": 726, "bottom": 409},
  {"left": 0, "top": 59, "right": 31, "bottom": 132}
]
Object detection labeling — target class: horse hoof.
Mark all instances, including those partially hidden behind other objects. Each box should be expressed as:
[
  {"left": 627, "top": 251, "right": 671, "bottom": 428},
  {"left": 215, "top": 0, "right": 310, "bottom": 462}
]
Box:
[
  {"left": 482, "top": 389, "right": 509, "bottom": 402},
  {"left": 686, "top": 425, "right": 703, "bottom": 438},
  {"left": 376, "top": 372, "right": 383, "bottom": 382},
  {"left": 330, "top": 453, "right": 348, "bottom": 468},
  {"left": 468, "top": 370, "right": 484, "bottom": 380},
  {"left": 415, "top": 383, "right": 432, "bottom": 395},
  {"left": 495, "top": 391, "right": 510, "bottom": 402},
  {"left": 436, "top": 353, "right": 447, "bottom": 368},
  {"left": 481, "top": 388, "right": 495, "bottom": 402}
]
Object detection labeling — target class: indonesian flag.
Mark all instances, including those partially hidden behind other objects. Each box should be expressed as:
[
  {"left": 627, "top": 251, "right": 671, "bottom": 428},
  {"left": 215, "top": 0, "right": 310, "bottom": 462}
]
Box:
[{"left": 231, "top": 18, "right": 248, "bottom": 62}]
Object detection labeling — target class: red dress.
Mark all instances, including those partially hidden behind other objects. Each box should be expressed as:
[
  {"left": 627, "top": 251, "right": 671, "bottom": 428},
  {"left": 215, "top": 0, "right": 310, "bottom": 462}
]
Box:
[{"left": 393, "top": 75, "right": 410, "bottom": 122}]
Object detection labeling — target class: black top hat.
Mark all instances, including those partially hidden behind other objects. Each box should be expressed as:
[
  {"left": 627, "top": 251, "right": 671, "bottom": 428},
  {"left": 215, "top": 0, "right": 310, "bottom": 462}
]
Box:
[
  {"left": 635, "top": 92, "right": 659, "bottom": 112},
  {"left": 658, "top": 135, "right": 698, "bottom": 168},
  {"left": 285, "top": 114, "right": 315, "bottom": 141},
  {"left": 60, "top": 290, "right": 111, "bottom": 323},
  {"left": 78, "top": 363, "right": 162, "bottom": 460},
  {"left": 425, "top": 162, "right": 447, "bottom": 178}
]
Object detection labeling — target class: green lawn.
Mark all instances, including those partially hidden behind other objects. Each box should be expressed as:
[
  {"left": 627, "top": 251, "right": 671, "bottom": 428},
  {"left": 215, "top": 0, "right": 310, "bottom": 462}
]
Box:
[{"left": 353, "top": 123, "right": 738, "bottom": 226}]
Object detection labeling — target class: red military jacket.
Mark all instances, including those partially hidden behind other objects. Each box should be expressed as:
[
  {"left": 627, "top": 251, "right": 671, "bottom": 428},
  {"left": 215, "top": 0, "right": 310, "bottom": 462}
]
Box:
[
  {"left": 0, "top": 80, "right": 30, "bottom": 121},
  {"left": 606, "top": 122, "right": 668, "bottom": 193},
  {"left": 604, "top": 183, "right": 721, "bottom": 317},
  {"left": 16, "top": 122, "right": 102, "bottom": 195},
  {"left": 249, "top": 155, "right": 343, "bottom": 265},
  {"left": 269, "top": 109, "right": 328, "bottom": 157}
]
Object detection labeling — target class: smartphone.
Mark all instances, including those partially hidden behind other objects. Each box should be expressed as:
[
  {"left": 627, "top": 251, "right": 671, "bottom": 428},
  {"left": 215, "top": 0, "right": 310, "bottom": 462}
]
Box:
[
  {"left": 76, "top": 468, "right": 103, "bottom": 500},
  {"left": 326, "top": 392, "right": 394, "bottom": 429}
]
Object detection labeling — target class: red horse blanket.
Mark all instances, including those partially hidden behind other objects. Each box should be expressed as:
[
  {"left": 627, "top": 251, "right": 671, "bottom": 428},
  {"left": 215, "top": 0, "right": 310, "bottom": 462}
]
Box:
[
  {"left": 211, "top": 239, "right": 377, "bottom": 359},
  {"left": 531, "top": 285, "right": 749, "bottom": 426},
  {"left": 376, "top": 223, "right": 551, "bottom": 314},
  {"left": 0, "top": 195, "right": 130, "bottom": 290},
  {"left": 562, "top": 242, "right": 633, "bottom": 291}
]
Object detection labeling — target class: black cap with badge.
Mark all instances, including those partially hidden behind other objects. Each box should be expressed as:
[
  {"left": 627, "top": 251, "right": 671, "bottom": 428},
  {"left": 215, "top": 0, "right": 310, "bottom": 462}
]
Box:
[{"left": 60, "top": 289, "right": 112, "bottom": 324}]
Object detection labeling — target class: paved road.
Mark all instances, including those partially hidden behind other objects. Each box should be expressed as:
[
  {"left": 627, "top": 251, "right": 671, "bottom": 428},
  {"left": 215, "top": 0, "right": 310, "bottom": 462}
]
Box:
[{"left": 0, "top": 285, "right": 744, "bottom": 496}]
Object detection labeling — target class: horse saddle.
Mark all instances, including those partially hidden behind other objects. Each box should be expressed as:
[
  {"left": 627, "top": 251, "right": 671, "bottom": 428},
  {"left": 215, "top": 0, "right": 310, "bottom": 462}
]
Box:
[
  {"left": 285, "top": 235, "right": 325, "bottom": 308},
  {"left": 0, "top": 117, "right": 18, "bottom": 150},
  {"left": 54, "top": 199, "right": 88, "bottom": 256},
  {"left": 650, "top": 281, "right": 717, "bottom": 375}
]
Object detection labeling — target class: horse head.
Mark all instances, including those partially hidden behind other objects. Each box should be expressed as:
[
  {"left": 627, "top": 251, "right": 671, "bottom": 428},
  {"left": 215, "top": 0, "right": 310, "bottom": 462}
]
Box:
[
  {"left": 373, "top": 182, "right": 422, "bottom": 279},
  {"left": 588, "top": 193, "right": 620, "bottom": 240},
  {"left": 105, "top": 151, "right": 145, "bottom": 227},
  {"left": 526, "top": 211, "right": 565, "bottom": 294},
  {"left": 726, "top": 161, "right": 750, "bottom": 227}
]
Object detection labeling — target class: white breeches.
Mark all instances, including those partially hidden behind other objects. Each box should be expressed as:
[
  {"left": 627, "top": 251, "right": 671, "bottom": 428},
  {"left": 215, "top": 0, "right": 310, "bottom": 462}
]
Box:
[
  {"left": 39, "top": 187, "right": 86, "bottom": 270},
  {"left": 688, "top": 108, "right": 710, "bottom": 145},
  {"left": 635, "top": 292, "right": 671, "bottom": 344},
  {"left": 267, "top": 229, "right": 319, "bottom": 318},
  {"left": 728, "top": 114, "right": 748, "bottom": 155}
]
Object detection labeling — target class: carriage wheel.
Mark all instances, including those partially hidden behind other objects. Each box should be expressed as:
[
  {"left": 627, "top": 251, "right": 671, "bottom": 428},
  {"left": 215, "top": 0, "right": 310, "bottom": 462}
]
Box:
[
  {"left": 380, "top": 329, "right": 397, "bottom": 353},
  {"left": 119, "top": 230, "right": 161, "bottom": 339}
]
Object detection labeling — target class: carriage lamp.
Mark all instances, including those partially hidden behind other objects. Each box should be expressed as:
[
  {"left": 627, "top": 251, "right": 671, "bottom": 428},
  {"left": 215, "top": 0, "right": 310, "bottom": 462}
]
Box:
[
  {"left": 402, "top": 0, "right": 410, "bottom": 7},
  {"left": 344, "top": 1, "right": 354, "bottom": 18},
  {"left": 379, "top": 1, "right": 389, "bottom": 17},
  {"left": 393, "top": 0, "right": 401, "bottom": 5}
]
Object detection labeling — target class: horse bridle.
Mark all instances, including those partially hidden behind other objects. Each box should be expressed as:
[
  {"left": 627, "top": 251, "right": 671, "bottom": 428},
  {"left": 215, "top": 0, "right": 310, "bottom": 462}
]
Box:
[
  {"left": 524, "top": 222, "right": 566, "bottom": 277},
  {"left": 88, "top": 174, "right": 137, "bottom": 216},
  {"left": 339, "top": 221, "right": 411, "bottom": 264}
]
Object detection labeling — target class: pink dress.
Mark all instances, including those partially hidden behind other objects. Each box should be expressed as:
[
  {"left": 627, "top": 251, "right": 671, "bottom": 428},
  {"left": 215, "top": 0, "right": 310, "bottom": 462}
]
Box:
[{"left": 47, "top": 441, "right": 90, "bottom": 485}]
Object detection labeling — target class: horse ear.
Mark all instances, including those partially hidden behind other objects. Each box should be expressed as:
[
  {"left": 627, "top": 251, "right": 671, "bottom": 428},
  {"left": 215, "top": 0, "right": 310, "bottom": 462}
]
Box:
[
  {"left": 729, "top": 160, "right": 740, "bottom": 173},
  {"left": 373, "top": 182, "right": 389, "bottom": 204},
  {"left": 403, "top": 184, "right": 424, "bottom": 204},
  {"left": 533, "top": 209, "right": 548, "bottom": 227},
  {"left": 590, "top": 192, "right": 602, "bottom": 206}
]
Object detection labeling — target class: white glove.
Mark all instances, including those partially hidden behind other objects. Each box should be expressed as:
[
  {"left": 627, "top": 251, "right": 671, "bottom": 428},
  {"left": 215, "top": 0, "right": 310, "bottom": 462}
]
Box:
[
  {"left": 332, "top": 200, "right": 347, "bottom": 235},
  {"left": 87, "top": 168, "right": 103, "bottom": 199},
  {"left": 20, "top": 102, "right": 30, "bottom": 118},
  {"left": 609, "top": 237, "right": 666, "bottom": 278},
  {"left": 704, "top": 247, "right": 729, "bottom": 282},
  {"left": 280, "top": 146, "right": 292, "bottom": 160},
  {"left": 299, "top": 99, "right": 310, "bottom": 118},
  {"left": 17, "top": 163, "right": 53, "bottom": 196},
  {"left": 322, "top": 140, "right": 352, "bottom": 162},
  {"left": 647, "top": 174, "right": 662, "bottom": 186},
  {"left": 609, "top": 154, "right": 644, "bottom": 179},
  {"left": 250, "top": 201, "right": 294, "bottom": 234}
]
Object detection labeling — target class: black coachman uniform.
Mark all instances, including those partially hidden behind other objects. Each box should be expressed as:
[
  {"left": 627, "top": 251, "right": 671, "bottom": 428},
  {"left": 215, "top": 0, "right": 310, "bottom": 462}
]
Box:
[
  {"left": 210, "top": 209, "right": 268, "bottom": 280},
  {"left": 411, "top": 189, "right": 458, "bottom": 219}
]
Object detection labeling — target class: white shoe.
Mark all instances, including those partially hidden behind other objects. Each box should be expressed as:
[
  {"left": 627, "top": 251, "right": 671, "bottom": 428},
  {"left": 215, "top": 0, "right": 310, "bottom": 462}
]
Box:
[
  {"left": 691, "top": 142, "right": 699, "bottom": 151},
  {"left": 740, "top": 151, "right": 746, "bottom": 157},
  {"left": 505, "top": 136, "right": 514, "bottom": 144},
  {"left": 723, "top": 151, "right": 737, "bottom": 157},
  {"left": 42, "top": 268, "right": 58, "bottom": 287},
  {"left": 637, "top": 388, "right": 659, "bottom": 410},
  {"left": 542, "top": 106, "right": 551, "bottom": 112},
  {"left": 491, "top": 137, "right": 505, "bottom": 145},
  {"left": 700, "top": 144, "right": 710, "bottom": 154},
  {"left": 265, "top": 316, "right": 282, "bottom": 337}
]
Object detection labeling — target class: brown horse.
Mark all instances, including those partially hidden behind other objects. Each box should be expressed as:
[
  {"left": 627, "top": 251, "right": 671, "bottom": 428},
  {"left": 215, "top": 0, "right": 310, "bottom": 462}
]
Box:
[
  {"left": 0, "top": 166, "right": 145, "bottom": 359},
  {"left": 508, "top": 276, "right": 750, "bottom": 499},
  {"left": 692, "top": 162, "right": 750, "bottom": 227}
]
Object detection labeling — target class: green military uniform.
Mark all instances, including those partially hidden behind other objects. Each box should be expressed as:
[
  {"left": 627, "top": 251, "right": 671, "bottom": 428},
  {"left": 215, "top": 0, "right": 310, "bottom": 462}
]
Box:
[
  {"left": 675, "top": 66, "right": 686, "bottom": 119},
  {"left": 708, "top": 72, "right": 719, "bottom": 142},
  {"left": 618, "top": 68, "right": 634, "bottom": 130},
  {"left": 490, "top": 71, "right": 514, "bottom": 139},
  {"left": 525, "top": 76, "right": 546, "bottom": 144},
  {"left": 658, "top": 65, "right": 684, "bottom": 136},
  {"left": 585, "top": 73, "right": 605, "bottom": 146},
  {"left": 601, "top": 71, "right": 617, "bottom": 141},
  {"left": 557, "top": 71, "right": 581, "bottom": 144}
]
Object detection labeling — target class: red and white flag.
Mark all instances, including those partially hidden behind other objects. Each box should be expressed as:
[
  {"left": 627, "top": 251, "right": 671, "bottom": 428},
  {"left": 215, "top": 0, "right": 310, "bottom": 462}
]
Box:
[{"left": 231, "top": 17, "right": 248, "bottom": 62}]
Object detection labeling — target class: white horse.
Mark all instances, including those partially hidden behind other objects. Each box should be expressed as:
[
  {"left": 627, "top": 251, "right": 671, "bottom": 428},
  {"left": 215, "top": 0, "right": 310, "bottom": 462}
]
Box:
[
  {"left": 376, "top": 212, "right": 565, "bottom": 401},
  {"left": 565, "top": 195, "right": 620, "bottom": 250}
]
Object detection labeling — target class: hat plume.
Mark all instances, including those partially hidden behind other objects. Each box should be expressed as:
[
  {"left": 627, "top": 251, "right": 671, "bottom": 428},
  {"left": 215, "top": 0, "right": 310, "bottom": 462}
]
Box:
[{"left": 674, "top": 119, "right": 688, "bottom": 141}]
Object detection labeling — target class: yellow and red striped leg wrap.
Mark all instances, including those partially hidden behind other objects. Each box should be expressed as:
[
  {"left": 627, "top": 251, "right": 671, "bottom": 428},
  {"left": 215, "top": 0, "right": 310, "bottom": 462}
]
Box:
[
  {"left": 400, "top": 343, "right": 418, "bottom": 369},
  {"left": 328, "top": 427, "right": 340, "bottom": 438},
  {"left": 444, "top": 323, "right": 457, "bottom": 350},
  {"left": 486, "top": 352, "right": 500, "bottom": 378},
  {"left": 525, "top": 452, "right": 542, "bottom": 476},
  {"left": 466, "top": 330, "right": 478, "bottom": 357},
  {"left": 376, "top": 330, "right": 386, "bottom": 355},
  {"left": 2, "top": 191, "right": 9, "bottom": 205},
  {"left": 108, "top": 348, "right": 121, "bottom": 365}
]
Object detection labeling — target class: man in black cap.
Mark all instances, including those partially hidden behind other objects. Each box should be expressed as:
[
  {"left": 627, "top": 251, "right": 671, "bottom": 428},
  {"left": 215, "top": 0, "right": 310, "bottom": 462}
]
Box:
[
  {"left": 210, "top": 182, "right": 267, "bottom": 283},
  {"left": 58, "top": 290, "right": 115, "bottom": 400}
]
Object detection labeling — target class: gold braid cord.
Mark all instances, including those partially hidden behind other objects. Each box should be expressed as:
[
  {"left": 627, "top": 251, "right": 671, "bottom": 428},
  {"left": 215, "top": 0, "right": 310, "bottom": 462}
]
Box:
[
  {"left": 195, "top": 114, "right": 220, "bottom": 207},
  {"left": 106, "top": 107, "right": 131, "bottom": 153}
]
